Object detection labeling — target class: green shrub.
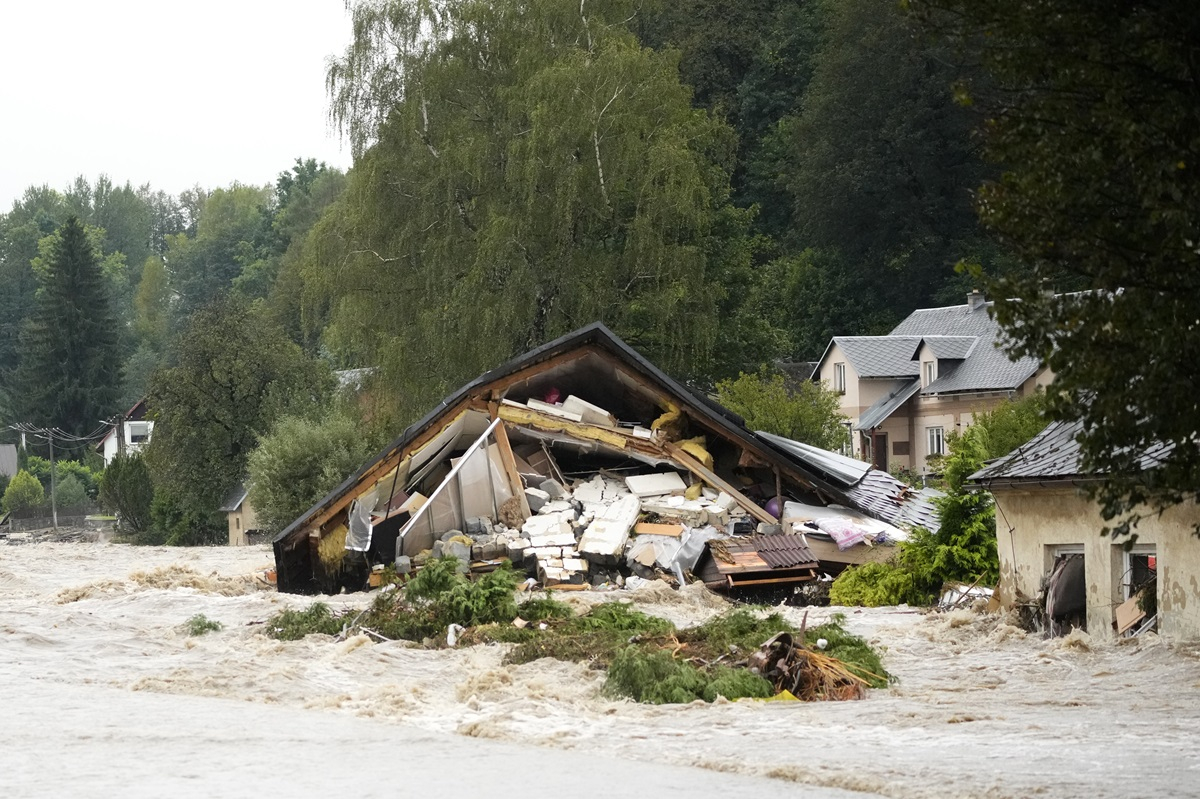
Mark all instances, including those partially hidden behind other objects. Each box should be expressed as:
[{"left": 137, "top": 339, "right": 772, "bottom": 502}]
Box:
[
  {"left": 99, "top": 453, "right": 154, "bottom": 536},
  {"left": 715, "top": 368, "right": 849, "bottom": 451},
  {"left": 183, "top": 614, "right": 223, "bottom": 636},
  {"left": 2, "top": 469, "right": 44, "bottom": 513},
  {"left": 830, "top": 560, "right": 928, "bottom": 607},
  {"left": 517, "top": 595, "right": 574, "bottom": 623},
  {"left": 54, "top": 474, "right": 89, "bottom": 508},
  {"left": 603, "top": 647, "right": 773, "bottom": 704},
  {"left": 266, "top": 603, "right": 346, "bottom": 640},
  {"left": 247, "top": 410, "right": 380, "bottom": 536}
]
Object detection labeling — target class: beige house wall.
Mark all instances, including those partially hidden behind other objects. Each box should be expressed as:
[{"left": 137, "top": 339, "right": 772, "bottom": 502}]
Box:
[
  {"left": 227, "top": 500, "right": 259, "bottom": 547},
  {"left": 992, "top": 486, "right": 1200, "bottom": 640}
]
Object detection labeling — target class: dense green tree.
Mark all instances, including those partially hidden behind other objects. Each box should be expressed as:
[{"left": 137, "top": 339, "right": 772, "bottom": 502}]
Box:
[
  {"left": 315, "top": 0, "right": 771, "bottom": 421},
  {"left": 247, "top": 410, "right": 381, "bottom": 535},
  {"left": 785, "top": 0, "right": 989, "bottom": 336},
  {"left": 145, "top": 294, "right": 334, "bottom": 517},
  {"left": 918, "top": 0, "right": 1200, "bottom": 537},
  {"left": 0, "top": 187, "right": 68, "bottom": 394},
  {"left": 14, "top": 216, "right": 122, "bottom": 441},
  {"left": 99, "top": 453, "right": 154, "bottom": 538},
  {"left": 2, "top": 469, "right": 44, "bottom": 513},
  {"left": 715, "top": 368, "right": 848, "bottom": 450},
  {"left": 164, "top": 185, "right": 273, "bottom": 320}
]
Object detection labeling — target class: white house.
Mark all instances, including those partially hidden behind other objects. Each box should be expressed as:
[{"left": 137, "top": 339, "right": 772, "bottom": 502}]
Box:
[{"left": 96, "top": 399, "right": 154, "bottom": 466}]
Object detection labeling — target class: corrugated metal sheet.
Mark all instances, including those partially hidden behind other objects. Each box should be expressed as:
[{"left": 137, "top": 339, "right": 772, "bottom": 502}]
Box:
[
  {"left": 756, "top": 431, "right": 871, "bottom": 488},
  {"left": 855, "top": 378, "right": 921, "bottom": 431}
]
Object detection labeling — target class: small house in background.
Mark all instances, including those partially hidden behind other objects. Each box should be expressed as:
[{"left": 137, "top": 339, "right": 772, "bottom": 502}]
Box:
[
  {"left": 813, "top": 292, "right": 1053, "bottom": 474},
  {"left": 96, "top": 399, "right": 154, "bottom": 466},
  {"left": 970, "top": 420, "right": 1200, "bottom": 640},
  {"left": 0, "top": 443, "right": 17, "bottom": 480},
  {"left": 220, "top": 482, "right": 260, "bottom": 546}
]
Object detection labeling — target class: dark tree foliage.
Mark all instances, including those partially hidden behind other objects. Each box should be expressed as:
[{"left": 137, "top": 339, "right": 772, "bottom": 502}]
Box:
[
  {"left": 14, "top": 216, "right": 122, "bottom": 441},
  {"left": 918, "top": 0, "right": 1200, "bottom": 536},
  {"left": 786, "top": 0, "right": 989, "bottom": 335},
  {"left": 145, "top": 294, "right": 334, "bottom": 517},
  {"left": 99, "top": 453, "right": 154, "bottom": 538}
]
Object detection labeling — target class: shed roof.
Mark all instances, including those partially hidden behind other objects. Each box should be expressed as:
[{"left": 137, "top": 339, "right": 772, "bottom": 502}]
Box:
[
  {"left": 0, "top": 444, "right": 17, "bottom": 478},
  {"left": 969, "top": 420, "right": 1174, "bottom": 486}
]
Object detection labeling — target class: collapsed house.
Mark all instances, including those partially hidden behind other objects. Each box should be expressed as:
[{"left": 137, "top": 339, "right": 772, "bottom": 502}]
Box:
[{"left": 273, "top": 324, "right": 940, "bottom": 595}]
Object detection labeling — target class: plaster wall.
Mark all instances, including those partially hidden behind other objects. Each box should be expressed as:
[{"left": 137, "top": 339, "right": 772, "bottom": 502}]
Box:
[
  {"left": 228, "top": 501, "right": 260, "bottom": 547},
  {"left": 992, "top": 486, "right": 1200, "bottom": 640}
]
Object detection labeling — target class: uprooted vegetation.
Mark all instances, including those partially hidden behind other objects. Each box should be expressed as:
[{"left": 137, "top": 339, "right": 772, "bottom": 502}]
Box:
[{"left": 264, "top": 557, "right": 890, "bottom": 704}]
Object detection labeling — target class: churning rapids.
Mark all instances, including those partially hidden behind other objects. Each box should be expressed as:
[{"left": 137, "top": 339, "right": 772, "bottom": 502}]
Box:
[{"left": 3, "top": 539, "right": 1199, "bottom": 798}]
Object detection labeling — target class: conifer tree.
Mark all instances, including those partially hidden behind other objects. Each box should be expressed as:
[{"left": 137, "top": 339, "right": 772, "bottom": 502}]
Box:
[{"left": 15, "top": 216, "right": 122, "bottom": 441}]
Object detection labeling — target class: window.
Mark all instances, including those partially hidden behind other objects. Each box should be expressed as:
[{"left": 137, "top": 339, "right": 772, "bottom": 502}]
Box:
[
  {"left": 922, "top": 360, "right": 937, "bottom": 388},
  {"left": 833, "top": 362, "right": 846, "bottom": 394},
  {"left": 127, "top": 421, "right": 151, "bottom": 444},
  {"left": 927, "top": 426, "right": 945, "bottom": 457}
]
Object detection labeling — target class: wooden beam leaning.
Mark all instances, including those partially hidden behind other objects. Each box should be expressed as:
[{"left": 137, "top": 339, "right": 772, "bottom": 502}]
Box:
[
  {"left": 663, "top": 442, "right": 777, "bottom": 525},
  {"left": 491, "top": 419, "right": 532, "bottom": 519}
]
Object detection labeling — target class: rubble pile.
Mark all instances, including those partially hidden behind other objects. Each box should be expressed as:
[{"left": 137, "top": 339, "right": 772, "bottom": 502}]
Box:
[{"left": 273, "top": 324, "right": 938, "bottom": 596}]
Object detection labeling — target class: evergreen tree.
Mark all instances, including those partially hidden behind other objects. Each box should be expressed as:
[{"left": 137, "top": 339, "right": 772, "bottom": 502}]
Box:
[{"left": 15, "top": 216, "right": 122, "bottom": 441}]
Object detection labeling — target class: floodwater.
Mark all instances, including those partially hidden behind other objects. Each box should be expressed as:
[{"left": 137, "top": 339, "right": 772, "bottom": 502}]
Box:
[{"left": 3, "top": 539, "right": 1199, "bottom": 798}]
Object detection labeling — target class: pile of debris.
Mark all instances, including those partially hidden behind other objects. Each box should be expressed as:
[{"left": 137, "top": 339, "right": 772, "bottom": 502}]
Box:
[{"left": 273, "top": 324, "right": 937, "bottom": 596}]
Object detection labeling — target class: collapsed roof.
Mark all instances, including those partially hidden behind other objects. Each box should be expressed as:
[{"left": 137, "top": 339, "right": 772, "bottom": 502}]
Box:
[{"left": 272, "top": 323, "right": 938, "bottom": 594}]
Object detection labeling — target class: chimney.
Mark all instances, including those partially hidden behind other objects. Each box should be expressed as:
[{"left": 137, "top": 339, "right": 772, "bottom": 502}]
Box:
[{"left": 967, "top": 289, "right": 986, "bottom": 312}]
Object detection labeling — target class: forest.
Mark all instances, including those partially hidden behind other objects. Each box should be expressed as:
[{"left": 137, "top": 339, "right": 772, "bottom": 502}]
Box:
[{"left": 1, "top": 0, "right": 1194, "bottom": 543}]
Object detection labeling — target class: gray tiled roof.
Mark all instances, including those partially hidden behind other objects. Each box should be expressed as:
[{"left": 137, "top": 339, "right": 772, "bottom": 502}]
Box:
[
  {"left": 970, "top": 420, "right": 1174, "bottom": 484},
  {"left": 218, "top": 482, "right": 249, "bottom": 513},
  {"left": 891, "top": 302, "right": 999, "bottom": 337},
  {"left": 919, "top": 335, "right": 977, "bottom": 360},
  {"left": 922, "top": 346, "right": 1041, "bottom": 395},
  {"left": 889, "top": 303, "right": 1040, "bottom": 395},
  {"left": 833, "top": 336, "right": 922, "bottom": 378}
]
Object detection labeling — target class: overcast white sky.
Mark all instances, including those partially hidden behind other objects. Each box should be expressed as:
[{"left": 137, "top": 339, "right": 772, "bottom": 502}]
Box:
[{"left": 0, "top": 1, "right": 354, "bottom": 211}]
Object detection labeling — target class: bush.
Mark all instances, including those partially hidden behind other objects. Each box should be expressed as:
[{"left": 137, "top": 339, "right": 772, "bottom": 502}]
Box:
[
  {"left": 148, "top": 486, "right": 225, "bottom": 546},
  {"left": 716, "top": 369, "right": 850, "bottom": 451},
  {"left": 54, "top": 474, "right": 88, "bottom": 508},
  {"left": 604, "top": 647, "right": 773, "bottom": 703},
  {"left": 3, "top": 469, "right": 44, "bottom": 513},
  {"left": 247, "top": 410, "right": 380, "bottom": 536},
  {"left": 183, "top": 614, "right": 223, "bottom": 636},
  {"left": 830, "top": 560, "right": 928, "bottom": 607},
  {"left": 99, "top": 453, "right": 154, "bottom": 536},
  {"left": 266, "top": 603, "right": 346, "bottom": 640}
]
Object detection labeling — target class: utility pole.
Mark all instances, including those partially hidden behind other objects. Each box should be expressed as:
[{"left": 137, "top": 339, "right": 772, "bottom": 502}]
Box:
[
  {"left": 115, "top": 413, "right": 125, "bottom": 458},
  {"left": 48, "top": 429, "right": 57, "bottom": 530}
]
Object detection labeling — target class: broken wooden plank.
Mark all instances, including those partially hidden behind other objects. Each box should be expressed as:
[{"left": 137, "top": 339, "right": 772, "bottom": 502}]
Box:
[
  {"left": 663, "top": 442, "right": 776, "bottom": 525},
  {"left": 633, "top": 522, "right": 686, "bottom": 538},
  {"left": 491, "top": 421, "right": 532, "bottom": 519}
]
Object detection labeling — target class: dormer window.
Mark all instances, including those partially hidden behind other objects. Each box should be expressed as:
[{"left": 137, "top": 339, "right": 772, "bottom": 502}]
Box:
[{"left": 922, "top": 360, "right": 937, "bottom": 388}]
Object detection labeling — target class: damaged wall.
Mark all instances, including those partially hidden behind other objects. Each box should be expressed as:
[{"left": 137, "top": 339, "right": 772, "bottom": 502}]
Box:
[{"left": 993, "top": 486, "right": 1200, "bottom": 640}]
